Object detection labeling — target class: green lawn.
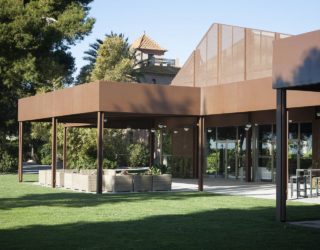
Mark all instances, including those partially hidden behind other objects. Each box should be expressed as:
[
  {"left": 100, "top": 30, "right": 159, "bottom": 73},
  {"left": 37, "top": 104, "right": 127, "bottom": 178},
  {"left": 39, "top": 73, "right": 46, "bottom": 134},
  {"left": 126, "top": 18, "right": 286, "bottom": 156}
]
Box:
[{"left": 0, "top": 174, "right": 319, "bottom": 249}]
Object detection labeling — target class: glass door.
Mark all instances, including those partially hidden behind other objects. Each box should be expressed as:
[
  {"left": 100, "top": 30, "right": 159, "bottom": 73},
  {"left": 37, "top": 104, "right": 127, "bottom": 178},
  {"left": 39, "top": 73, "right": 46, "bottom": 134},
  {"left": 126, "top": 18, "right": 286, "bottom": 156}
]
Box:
[{"left": 216, "top": 140, "right": 237, "bottom": 179}]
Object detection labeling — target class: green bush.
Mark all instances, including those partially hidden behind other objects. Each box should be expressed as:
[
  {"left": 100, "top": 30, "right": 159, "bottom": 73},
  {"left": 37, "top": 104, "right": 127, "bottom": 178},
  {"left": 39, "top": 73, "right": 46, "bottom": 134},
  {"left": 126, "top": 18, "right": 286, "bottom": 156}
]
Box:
[
  {"left": 170, "top": 156, "right": 192, "bottom": 178},
  {"left": 128, "top": 143, "right": 148, "bottom": 167},
  {"left": 0, "top": 151, "right": 18, "bottom": 173},
  {"left": 207, "top": 152, "right": 219, "bottom": 174},
  {"left": 39, "top": 143, "right": 51, "bottom": 165},
  {"left": 103, "top": 159, "right": 117, "bottom": 169}
]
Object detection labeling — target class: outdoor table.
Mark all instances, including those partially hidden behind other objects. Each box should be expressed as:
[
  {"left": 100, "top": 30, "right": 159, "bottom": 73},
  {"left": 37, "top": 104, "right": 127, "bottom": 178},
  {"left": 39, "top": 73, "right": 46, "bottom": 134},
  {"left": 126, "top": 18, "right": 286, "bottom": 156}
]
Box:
[{"left": 290, "top": 175, "right": 307, "bottom": 198}]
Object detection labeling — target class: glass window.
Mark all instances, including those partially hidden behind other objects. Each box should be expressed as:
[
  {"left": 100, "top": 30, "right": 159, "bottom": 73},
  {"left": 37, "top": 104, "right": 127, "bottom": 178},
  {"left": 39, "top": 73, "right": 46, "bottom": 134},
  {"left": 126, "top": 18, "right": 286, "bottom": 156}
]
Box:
[
  {"left": 300, "top": 123, "right": 312, "bottom": 169},
  {"left": 217, "top": 127, "right": 236, "bottom": 140},
  {"left": 289, "top": 123, "right": 298, "bottom": 140},
  {"left": 258, "top": 125, "right": 273, "bottom": 157},
  {"left": 206, "top": 128, "right": 218, "bottom": 175}
]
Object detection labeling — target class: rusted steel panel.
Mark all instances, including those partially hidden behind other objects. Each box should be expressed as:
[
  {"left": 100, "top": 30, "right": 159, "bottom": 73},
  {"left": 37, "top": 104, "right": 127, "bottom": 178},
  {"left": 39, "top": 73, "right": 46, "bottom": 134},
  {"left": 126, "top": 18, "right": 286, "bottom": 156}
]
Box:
[
  {"left": 98, "top": 81, "right": 200, "bottom": 116},
  {"left": 273, "top": 30, "right": 320, "bottom": 89},
  {"left": 202, "top": 77, "right": 320, "bottom": 115},
  {"left": 18, "top": 81, "right": 200, "bottom": 122},
  {"left": 18, "top": 82, "right": 100, "bottom": 121}
]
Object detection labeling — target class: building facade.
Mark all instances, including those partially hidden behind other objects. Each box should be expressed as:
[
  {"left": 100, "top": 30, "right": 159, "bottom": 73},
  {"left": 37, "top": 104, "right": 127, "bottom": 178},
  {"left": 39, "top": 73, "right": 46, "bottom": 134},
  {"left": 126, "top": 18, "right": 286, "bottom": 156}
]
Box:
[{"left": 171, "top": 23, "right": 320, "bottom": 182}]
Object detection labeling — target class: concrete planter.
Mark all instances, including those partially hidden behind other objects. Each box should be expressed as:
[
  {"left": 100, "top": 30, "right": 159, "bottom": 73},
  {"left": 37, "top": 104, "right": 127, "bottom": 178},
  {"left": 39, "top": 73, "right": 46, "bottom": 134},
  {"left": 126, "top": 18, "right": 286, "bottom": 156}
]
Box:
[
  {"left": 45, "top": 170, "right": 52, "bottom": 186},
  {"left": 56, "top": 171, "right": 64, "bottom": 187},
  {"left": 72, "top": 173, "right": 97, "bottom": 192},
  {"left": 80, "top": 169, "right": 97, "bottom": 175},
  {"left": 38, "top": 170, "right": 47, "bottom": 185},
  {"left": 104, "top": 175, "right": 133, "bottom": 192},
  {"left": 152, "top": 174, "right": 172, "bottom": 191},
  {"left": 133, "top": 175, "right": 152, "bottom": 192},
  {"left": 64, "top": 172, "right": 74, "bottom": 189}
]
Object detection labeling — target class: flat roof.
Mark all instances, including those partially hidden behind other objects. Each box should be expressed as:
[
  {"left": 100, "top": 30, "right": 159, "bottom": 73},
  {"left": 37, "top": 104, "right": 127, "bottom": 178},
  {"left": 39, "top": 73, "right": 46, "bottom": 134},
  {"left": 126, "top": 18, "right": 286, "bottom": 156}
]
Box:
[
  {"left": 18, "top": 81, "right": 201, "bottom": 123},
  {"left": 273, "top": 29, "right": 320, "bottom": 90}
]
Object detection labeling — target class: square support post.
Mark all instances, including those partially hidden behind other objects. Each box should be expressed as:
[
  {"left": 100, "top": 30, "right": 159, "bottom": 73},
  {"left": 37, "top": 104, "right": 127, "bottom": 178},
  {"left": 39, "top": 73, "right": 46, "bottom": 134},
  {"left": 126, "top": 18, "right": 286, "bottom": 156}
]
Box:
[
  {"left": 97, "top": 112, "right": 104, "bottom": 194},
  {"left": 18, "top": 122, "right": 23, "bottom": 182},
  {"left": 149, "top": 130, "right": 155, "bottom": 167},
  {"left": 197, "top": 116, "right": 205, "bottom": 191},
  {"left": 51, "top": 117, "right": 57, "bottom": 188},
  {"left": 276, "top": 89, "right": 287, "bottom": 222},
  {"left": 63, "top": 127, "right": 67, "bottom": 169}
]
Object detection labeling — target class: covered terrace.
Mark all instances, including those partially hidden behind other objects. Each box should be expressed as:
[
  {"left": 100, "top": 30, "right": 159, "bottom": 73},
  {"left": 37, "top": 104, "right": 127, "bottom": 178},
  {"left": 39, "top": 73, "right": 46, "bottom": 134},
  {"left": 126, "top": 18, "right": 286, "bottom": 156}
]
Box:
[{"left": 18, "top": 81, "right": 203, "bottom": 194}]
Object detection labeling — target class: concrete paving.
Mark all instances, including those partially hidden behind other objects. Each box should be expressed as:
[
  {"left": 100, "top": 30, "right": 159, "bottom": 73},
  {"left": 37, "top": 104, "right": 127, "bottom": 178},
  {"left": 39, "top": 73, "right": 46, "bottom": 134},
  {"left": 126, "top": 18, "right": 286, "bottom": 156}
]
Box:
[
  {"left": 172, "top": 177, "right": 320, "bottom": 204},
  {"left": 288, "top": 220, "right": 320, "bottom": 229}
]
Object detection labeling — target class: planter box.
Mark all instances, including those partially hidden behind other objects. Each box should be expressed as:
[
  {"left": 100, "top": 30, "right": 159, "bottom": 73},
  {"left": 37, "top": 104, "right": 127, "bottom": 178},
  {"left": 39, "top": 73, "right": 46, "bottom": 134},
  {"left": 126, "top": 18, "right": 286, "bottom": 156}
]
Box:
[
  {"left": 133, "top": 175, "right": 152, "bottom": 192},
  {"left": 64, "top": 172, "right": 74, "bottom": 189},
  {"left": 152, "top": 174, "right": 172, "bottom": 191},
  {"left": 80, "top": 169, "right": 97, "bottom": 175},
  {"left": 45, "top": 170, "right": 52, "bottom": 186},
  {"left": 38, "top": 170, "right": 47, "bottom": 185},
  {"left": 72, "top": 173, "right": 97, "bottom": 192},
  {"left": 104, "top": 175, "right": 133, "bottom": 192},
  {"left": 56, "top": 171, "right": 64, "bottom": 187}
]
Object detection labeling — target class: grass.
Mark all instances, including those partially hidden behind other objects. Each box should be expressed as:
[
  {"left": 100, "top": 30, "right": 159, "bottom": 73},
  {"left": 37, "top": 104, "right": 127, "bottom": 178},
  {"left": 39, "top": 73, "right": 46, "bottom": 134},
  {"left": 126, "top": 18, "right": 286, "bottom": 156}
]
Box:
[{"left": 0, "top": 174, "right": 320, "bottom": 249}]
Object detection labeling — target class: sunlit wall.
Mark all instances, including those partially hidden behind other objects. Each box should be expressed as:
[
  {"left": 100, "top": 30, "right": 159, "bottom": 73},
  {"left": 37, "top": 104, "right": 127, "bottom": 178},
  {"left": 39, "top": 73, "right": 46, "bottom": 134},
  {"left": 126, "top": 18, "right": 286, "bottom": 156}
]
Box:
[{"left": 171, "top": 23, "right": 290, "bottom": 87}]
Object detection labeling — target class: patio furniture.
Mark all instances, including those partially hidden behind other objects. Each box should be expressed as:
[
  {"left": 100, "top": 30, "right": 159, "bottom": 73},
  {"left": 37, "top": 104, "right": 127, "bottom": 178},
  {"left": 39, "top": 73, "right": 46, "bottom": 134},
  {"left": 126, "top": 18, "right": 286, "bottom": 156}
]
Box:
[
  {"left": 296, "top": 169, "right": 320, "bottom": 197},
  {"left": 290, "top": 175, "right": 307, "bottom": 198},
  {"left": 315, "top": 177, "right": 320, "bottom": 196}
]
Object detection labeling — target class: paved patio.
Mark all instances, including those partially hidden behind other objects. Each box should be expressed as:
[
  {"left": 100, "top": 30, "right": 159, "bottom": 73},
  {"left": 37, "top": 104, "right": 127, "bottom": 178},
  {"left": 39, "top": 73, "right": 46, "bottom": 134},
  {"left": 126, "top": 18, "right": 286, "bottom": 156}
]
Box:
[{"left": 172, "top": 177, "right": 320, "bottom": 204}]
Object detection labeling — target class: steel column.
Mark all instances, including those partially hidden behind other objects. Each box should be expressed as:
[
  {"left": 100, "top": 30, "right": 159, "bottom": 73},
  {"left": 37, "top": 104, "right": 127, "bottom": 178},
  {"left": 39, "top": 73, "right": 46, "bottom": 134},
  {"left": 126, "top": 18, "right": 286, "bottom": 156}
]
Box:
[
  {"left": 18, "top": 122, "right": 23, "bottom": 182},
  {"left": 198, "top": 116, "right": 205, "bottom": 191},
  {"left": 149, "top": 130, "right": 155, "bottom": 167},
  {"left": 51, "top": 117, "right": 57, "bottom": 188},
  {"left": 276, "top": 89, "right": 287, "bottom": 222},
  {"left": 63, "top": 127, "right": 67, "bottom": 169},
  {"left": 97, "top": 112, "right": 104, "bottom": 194}
]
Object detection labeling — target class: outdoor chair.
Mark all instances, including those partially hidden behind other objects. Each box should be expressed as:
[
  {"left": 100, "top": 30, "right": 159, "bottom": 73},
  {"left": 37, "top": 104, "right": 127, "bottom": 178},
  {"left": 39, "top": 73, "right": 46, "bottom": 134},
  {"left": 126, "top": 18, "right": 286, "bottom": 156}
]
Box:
[{"left": 290, "top": 172, "right": 308, "bottom": 198}]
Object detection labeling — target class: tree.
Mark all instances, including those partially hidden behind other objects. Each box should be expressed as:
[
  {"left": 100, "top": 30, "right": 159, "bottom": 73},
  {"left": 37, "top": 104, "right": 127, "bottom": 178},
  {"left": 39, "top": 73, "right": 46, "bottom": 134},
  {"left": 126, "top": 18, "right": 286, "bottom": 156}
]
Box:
[
  {"left": 90, "top": 33, "right": 137, "bottom": 82},
  {"left": 76, "top": 32, "right": 138, "bottom": 84},
  {"left": 0, "top": 0, "right": 95, "bottom": 171},
  {"left": 76, "top": 38, "right": 103, "bottom": 84}
]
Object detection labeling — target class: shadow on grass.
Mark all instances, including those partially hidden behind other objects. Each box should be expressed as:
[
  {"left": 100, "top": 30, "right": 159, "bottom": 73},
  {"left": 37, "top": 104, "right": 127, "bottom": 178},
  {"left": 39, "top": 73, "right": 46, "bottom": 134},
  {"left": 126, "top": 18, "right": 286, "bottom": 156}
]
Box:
[
  {"left": 0, "top": 206, "right": 319, "bottom": 250},
  {"left": 0, "top": 191, "right": 217, "bottom": 210}
]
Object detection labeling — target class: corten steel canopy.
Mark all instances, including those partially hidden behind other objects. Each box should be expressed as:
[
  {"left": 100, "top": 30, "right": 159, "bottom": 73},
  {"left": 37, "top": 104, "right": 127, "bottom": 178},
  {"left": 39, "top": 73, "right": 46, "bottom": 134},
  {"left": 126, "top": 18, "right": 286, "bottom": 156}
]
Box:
[
  {"left": 272, "top": 30, "right": 320, "bottom": 222},
  {"left": 18, "top": 81, "right": 201, "bottom": 194},
  {"left": 18, "top": 81, "right": 200, "bottom": 122},
  {"left": 273, "top": 30, "right": 320, "bottom": 91}
]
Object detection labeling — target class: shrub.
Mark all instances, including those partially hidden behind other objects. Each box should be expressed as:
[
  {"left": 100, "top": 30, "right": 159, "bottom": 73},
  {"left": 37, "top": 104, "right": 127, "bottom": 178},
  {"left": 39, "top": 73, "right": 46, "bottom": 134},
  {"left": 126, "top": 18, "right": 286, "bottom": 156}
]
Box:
[
  {"left": 0, "top": 151, "right": 18, "bottom": 173},
  {"left": 128, "top": 143, "right": 148, "bottom": 167},
  {"left": 103, "top": 159, "right": 117, "bottom": 169}
]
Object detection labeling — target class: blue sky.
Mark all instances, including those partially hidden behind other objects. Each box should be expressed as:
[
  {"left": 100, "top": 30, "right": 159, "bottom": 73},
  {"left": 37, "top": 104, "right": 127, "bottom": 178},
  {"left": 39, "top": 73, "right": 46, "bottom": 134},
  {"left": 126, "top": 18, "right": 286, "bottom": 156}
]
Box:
[{"left": 70, "top": 0, "right": 320, "bottom": 77}]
